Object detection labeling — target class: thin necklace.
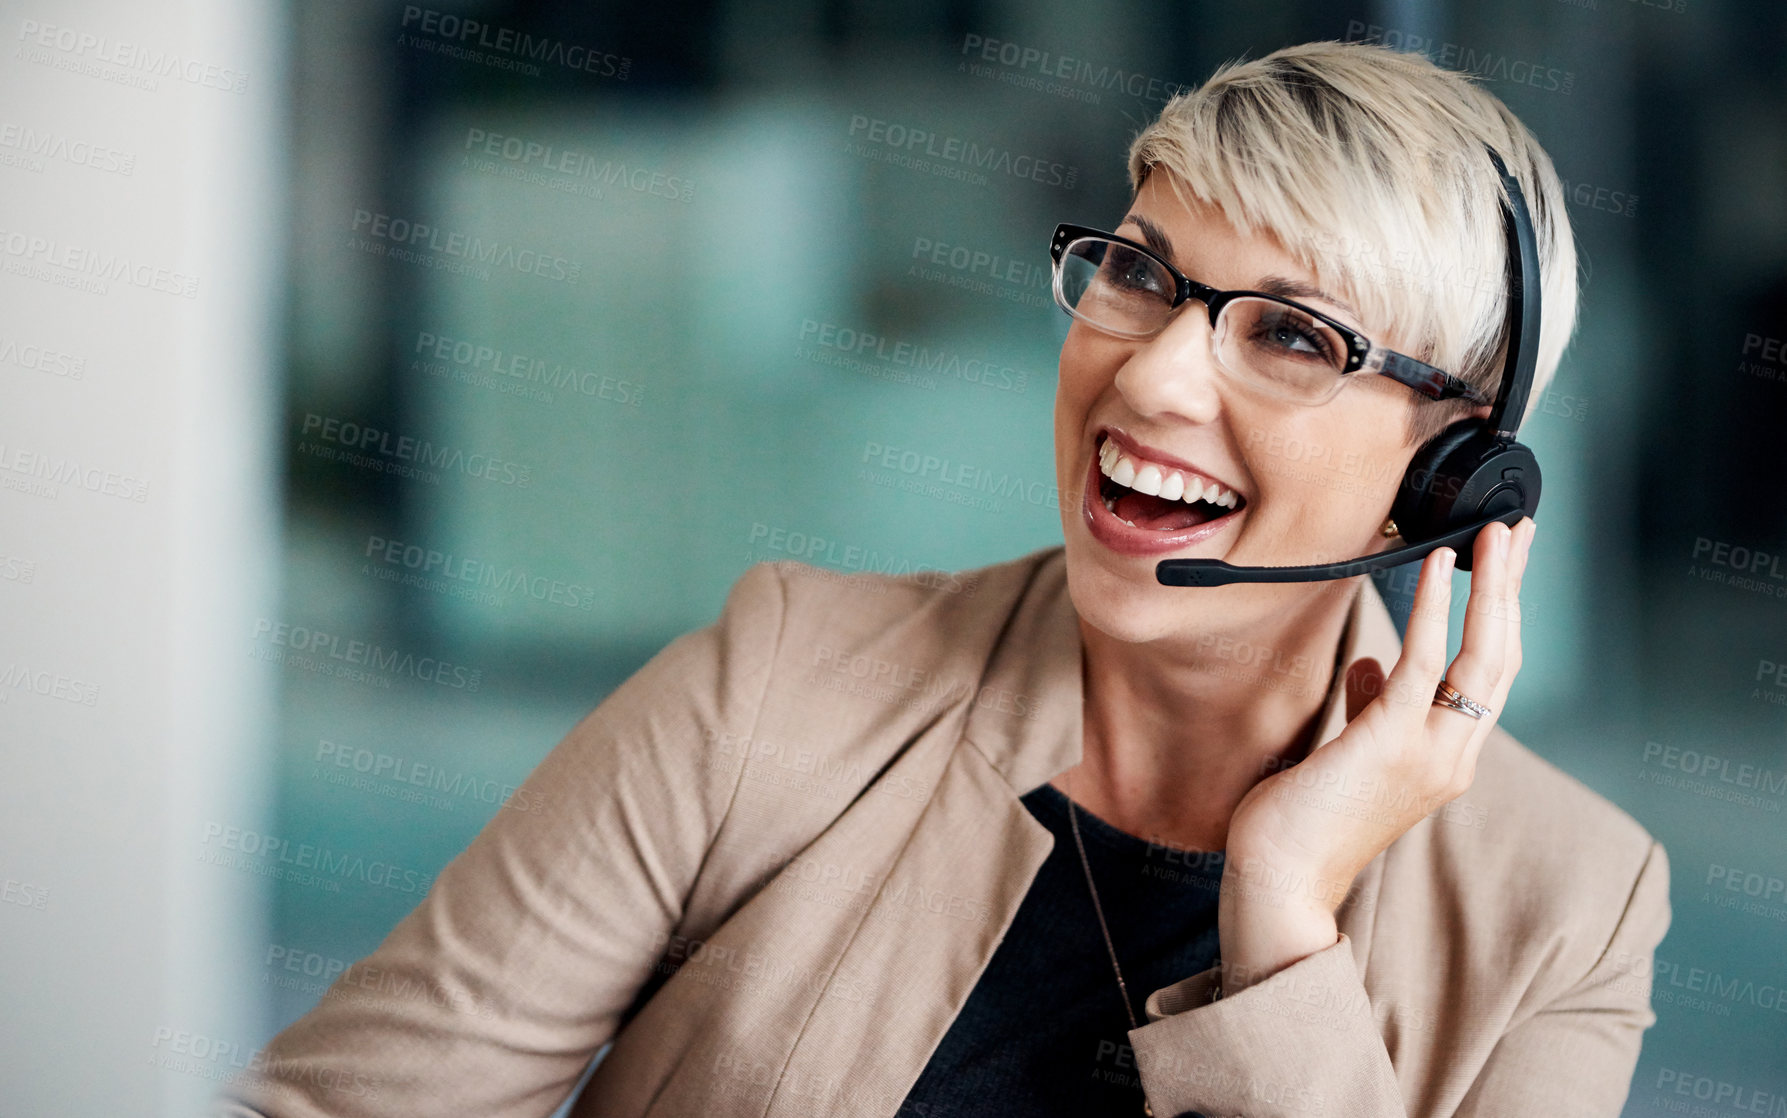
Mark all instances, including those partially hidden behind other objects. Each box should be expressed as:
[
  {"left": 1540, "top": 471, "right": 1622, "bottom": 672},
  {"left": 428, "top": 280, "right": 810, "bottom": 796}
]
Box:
[{"left": 1064, "top": 766, "right": 1154, "bottom": 1118}]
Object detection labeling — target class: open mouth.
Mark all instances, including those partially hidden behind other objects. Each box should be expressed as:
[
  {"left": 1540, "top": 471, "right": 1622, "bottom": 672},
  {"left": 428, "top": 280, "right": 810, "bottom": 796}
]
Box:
[{"left": 1094, "top": 432, "right": 1247, "bottom": 532}]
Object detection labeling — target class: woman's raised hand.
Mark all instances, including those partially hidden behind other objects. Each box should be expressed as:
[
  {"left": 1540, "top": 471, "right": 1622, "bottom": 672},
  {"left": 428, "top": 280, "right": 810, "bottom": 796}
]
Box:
[{"left": 1215, "top": 516, "right": 1536, "bottom": 997}]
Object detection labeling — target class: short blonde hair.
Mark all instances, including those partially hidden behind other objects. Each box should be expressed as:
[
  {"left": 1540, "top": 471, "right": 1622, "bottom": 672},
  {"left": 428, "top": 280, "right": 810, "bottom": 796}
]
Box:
[{"left": 1126, "top": 40, "right": 1578, "bottom": 442}]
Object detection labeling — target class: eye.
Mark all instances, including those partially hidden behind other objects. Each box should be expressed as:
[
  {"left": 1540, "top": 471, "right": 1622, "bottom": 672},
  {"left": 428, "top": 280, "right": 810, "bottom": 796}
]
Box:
[
  {"left": 1100, "top": 247, "right": 1170, "bottom": 298},
  {"left": 1249, "top": 306, "right": 1340, "bottom": 365}
]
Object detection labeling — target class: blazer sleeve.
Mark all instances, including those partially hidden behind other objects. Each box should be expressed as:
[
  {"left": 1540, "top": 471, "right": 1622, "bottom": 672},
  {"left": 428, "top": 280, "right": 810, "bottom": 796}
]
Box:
[
  {"left": 214, "top": 561, "right": 787, "bottom": 1118},
  {"left": 1127, "top": 839, "right": 1672, "bottom": 1118},
  {"left": 1451, "top": 839, "right": 1671, "bottom": 1118}
]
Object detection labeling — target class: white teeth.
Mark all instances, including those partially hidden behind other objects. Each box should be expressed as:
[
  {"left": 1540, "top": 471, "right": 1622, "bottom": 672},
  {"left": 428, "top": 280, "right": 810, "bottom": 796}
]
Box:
[{"left": 1096, "top": 437, "right": 1241, "bottom": 511}]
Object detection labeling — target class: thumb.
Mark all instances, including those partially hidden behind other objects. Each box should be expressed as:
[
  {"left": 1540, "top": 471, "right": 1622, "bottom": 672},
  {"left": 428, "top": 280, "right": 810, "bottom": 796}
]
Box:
[{"left": 1345, "top": 657, "right": 1386, "bottom": 722}]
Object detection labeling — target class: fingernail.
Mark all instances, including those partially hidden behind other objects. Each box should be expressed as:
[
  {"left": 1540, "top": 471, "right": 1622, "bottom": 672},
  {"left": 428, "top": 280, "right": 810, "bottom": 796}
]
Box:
[
  {"left": 1497, "top": 524, "right": 1511, "bottom": 559},
  {"left": 1439, "top": 547, "right": 1456, "bottom": 574}
]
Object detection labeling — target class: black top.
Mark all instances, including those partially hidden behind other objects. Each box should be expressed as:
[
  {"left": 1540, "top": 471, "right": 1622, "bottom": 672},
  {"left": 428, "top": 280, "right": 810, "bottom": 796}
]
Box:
[{"left": 896, "top": 781, "right": 1226, "bottom": 1118}]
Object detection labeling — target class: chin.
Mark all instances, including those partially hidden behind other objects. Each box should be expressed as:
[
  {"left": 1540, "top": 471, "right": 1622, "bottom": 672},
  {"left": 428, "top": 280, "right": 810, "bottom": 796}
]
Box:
[
  {"left": 1063, "top": 526, "right": 1359, "bottom": 650},
  {"left": 1061, "top": 533, "right": 1219, "bottom": 646}
]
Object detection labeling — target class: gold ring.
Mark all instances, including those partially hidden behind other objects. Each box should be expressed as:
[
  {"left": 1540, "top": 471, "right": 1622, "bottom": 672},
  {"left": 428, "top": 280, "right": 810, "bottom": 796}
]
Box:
[{"left": 1432, "top": 679, "right": 1492, "bottom": 720}]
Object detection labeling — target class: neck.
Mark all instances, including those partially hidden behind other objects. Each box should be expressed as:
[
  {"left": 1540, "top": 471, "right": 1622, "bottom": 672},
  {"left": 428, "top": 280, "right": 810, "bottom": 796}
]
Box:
[{"left": 1060, "top": 582, "right": 1361, "bottom": 853}]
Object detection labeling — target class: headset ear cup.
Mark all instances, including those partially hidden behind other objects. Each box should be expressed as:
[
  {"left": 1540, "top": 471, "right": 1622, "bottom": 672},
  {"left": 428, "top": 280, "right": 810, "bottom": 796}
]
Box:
[{"left": 1392, "top": 420, "right": 1485, "bottom": 543}]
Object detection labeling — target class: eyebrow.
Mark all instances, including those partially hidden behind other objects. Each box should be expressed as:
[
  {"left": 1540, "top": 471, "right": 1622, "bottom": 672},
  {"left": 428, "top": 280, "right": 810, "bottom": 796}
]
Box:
[{"left": 1119, "top": 213, "right": 1364, "bottom": 325}]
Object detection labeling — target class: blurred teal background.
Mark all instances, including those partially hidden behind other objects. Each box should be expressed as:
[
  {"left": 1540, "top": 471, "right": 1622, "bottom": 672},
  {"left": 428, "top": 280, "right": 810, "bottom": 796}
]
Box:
[{"left": 267, "top": 2, "right": 1787, "bottom": 1112}]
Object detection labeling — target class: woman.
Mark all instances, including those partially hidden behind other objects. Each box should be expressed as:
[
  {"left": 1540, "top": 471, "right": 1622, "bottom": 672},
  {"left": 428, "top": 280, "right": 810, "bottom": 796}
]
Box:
[{"left": 221, "top": 40, "right": 1668, "bottom": 1118}]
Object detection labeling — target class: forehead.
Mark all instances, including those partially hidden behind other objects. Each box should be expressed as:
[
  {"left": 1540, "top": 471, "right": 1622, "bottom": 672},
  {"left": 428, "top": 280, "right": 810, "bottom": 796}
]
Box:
[{"left": 1116, "top": 177, "right": 1366, "bottom": 329}]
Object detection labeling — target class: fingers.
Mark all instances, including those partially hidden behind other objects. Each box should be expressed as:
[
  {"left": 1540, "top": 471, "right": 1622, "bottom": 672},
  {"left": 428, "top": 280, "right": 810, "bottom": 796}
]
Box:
[
  {"left": 1428, "top": 518, "right": 1535, "bottom": 768},
  {"left": 1382, "top": 545, "right": 1455, "bottom": 721},
  {"left": 1442, "top": 520, "right": 1514, "bottom": 712},
  {"left": 1504, "top": 518, "right": 1534, "bottom": 680}
]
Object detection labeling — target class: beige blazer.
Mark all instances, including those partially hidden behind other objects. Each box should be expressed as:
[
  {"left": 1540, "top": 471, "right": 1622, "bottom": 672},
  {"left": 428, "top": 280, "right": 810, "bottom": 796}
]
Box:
[{"left": 218, "top": 544, "right": 1671, "bottom": 1118}]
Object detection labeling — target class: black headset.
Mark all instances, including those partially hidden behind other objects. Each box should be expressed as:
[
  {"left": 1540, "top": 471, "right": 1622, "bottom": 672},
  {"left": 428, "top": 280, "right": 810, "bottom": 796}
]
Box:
[{"left": 1156, "top": 143, "right": 1542, "bottom": 586}]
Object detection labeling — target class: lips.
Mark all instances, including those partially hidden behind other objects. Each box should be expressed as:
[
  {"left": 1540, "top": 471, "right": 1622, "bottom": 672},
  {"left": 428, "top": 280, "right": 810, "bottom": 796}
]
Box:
[{"left": 1082, "top": 430, "right": 1247, "bottom": 556}]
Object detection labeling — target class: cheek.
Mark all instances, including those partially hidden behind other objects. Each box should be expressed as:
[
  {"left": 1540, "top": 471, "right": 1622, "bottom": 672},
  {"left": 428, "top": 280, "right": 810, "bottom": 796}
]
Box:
[
  {"left": 1053, "top": 333, "right": 1107, "bottom": 444},
  {"left": 1242, "top": 405, "right": 1415, "bottom": 523},
  {"left": 1056, "top": 329, "right": 1106, "bottom": 406}
]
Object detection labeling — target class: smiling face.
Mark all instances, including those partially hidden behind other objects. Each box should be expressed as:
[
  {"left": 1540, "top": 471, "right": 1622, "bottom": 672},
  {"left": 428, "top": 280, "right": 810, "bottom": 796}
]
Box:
[{"left": 1054, "top": 171, "right": 1444, "bottom": 645}]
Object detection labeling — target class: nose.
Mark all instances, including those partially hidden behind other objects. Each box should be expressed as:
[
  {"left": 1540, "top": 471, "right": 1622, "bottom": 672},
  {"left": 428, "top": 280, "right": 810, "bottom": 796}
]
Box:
[{"left": 1110, "top": 299, "right": 1226, "bottom": 425}]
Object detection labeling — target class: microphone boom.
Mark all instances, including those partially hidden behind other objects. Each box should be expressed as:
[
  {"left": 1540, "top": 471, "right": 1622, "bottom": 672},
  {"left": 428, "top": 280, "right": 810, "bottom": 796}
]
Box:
[{"left": 1154, "top": 508, "right": 1527, "bottom": 586}]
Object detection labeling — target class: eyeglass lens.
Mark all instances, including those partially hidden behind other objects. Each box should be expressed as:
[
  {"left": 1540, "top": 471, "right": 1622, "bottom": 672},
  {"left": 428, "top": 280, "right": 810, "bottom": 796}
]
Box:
[{"left": 1056, "top": 236, "right": 1351, "bottom": 402}]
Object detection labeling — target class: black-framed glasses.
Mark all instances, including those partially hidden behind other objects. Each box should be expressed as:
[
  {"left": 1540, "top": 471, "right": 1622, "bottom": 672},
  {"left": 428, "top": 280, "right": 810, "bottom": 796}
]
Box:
[{"left": 1048, "top": 223, "right": 1490, "bottom": 406}]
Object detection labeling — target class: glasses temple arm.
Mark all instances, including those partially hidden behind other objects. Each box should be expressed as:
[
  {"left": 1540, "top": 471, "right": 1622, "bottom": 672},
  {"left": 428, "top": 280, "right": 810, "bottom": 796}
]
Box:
[{"left": 1361, "top": 348, "right": 1490, "bottom": 404}]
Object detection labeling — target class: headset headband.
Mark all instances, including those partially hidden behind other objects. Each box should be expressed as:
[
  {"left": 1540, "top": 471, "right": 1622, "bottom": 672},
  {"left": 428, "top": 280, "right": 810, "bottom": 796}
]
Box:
[{"left": 1482, "top": 145, "right": 1542, "bottom": 443}]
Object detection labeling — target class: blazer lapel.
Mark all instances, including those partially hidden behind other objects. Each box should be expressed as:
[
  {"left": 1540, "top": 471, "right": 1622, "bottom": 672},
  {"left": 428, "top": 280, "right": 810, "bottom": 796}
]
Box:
[
  {"left": 763, "top": 550, "right": 1408, "bottom": 1113},
  {"left": 759, "top": 739, "right": 1057, "bottom": 1116},
  {"left": 761, "top": 553, "right": 1084, "bottom": 1116}
]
